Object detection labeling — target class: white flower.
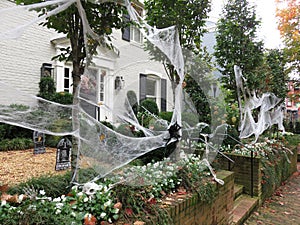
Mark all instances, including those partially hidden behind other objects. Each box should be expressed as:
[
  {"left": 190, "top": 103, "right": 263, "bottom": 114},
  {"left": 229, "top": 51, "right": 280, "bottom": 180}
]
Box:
[
  {"left": 39, "top": 190, "right": 46, "bottom": 196},
  {"left": 77, "top": 192, "right": 83, "bottom": 197},
  {"left": 71, "top": 212, "right": 76, "bottom": 217},
  {"left": 18, "top": 194, "right": 25, "bottom": 203},
  {"left": 104, "top": 199, "right": 112, "bottom": 207},
  {"left": 56, "top": 203, "right": 64, "bottom": 209},
  {"left": 83, "top": 197, "right": 89, "bottom": 202},
  {"left": 100, "top": 212, "right": 107, "bottom": 218},
  {"left": 53, "top": 197, "right": 61, "bottom": 202},
  {"left": 1, "top": 200, "right": 6, "bottom": 206},
  {"left": 55, "top": 209, "right": 61, "bottom": 214},
  {"left": 108, "top": 218, "right": 112, "bottom": 223}
]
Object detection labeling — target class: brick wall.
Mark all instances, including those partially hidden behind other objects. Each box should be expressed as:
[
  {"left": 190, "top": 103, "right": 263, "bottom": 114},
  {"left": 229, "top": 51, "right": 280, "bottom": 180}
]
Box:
[
  {"left": 164, "top": 170, "right": 234, "bottom": 225},
  {"left": 217, "top": 148, "right": 298, "bottom": 202}
]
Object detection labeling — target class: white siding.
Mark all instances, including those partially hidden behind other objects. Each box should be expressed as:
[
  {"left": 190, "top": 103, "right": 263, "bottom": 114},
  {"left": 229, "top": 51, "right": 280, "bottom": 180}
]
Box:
[{"left": 0, "top": 0, "right": 58, "bottom": 96}]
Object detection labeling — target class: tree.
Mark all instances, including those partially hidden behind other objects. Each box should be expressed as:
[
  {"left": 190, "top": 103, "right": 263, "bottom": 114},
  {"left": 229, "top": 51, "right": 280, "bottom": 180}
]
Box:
[
  {"left": 264, "top": 49, "right": 287, "bottom": 100},
  {"left": 276, "top": 0, "right": 300, "bottom": 74},
  {"left": 16, "top": 0, "right": 126, "bottom": 96},
  {"left": 144, "top": 0, "right": 211, "bottom": 85},
  {"left": 214, "top": 0, "right": 264, "bottom": 101},
  {"left": 144, "top": 0, "right": 212, "bottom": 124},
  {"left": 15, "top": 0, "right": 128, "bottom": 180}
]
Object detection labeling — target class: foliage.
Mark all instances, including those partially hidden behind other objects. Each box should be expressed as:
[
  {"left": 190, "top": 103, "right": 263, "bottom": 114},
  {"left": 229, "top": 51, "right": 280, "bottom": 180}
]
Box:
[
  {"left": 38, "top": 77, "right": 56, "bottom": 100},
  {"left": 159, "top": 111, "right": 173, "bottom": 122},
  {"left": 214, "top": 0, "right": 264, "bottom": 100},
  {"left": 144, "top": 0, "right": 211, "bottom": 90},
  {"left": 16, "top": 0, "right": 128, "bottom": 95},
  {"left": 51, "top": 92, "right": 74, "bottom": 104},
  {"left": 3, "top": 154, "right": 218, "bottom": 225},
  {"left": 0, "top": 138, "right": 33, "bottom": 151},
  {"left": 221, "top": 136, "right": 298, "bottom": 200},
  {"left": 139, "top": 99, "right": 159, "bottom": 116},
  {"left": 263, "top": 49, "right": 288, "bottom": 99},
  {"left": 184, "top": 75, "right": 211, "bottom": 124},
  {"left": 0, "top": 123, "right": 32, "bottom": 141},
  {"left": 8, "top": 172, "right": 72, "bottom": 197},
  {"left": 276, "top": 0, "right": 300, "bottom": 74},
  {"left": 38, "top": 76, "right": 73, "bottom": 104}
]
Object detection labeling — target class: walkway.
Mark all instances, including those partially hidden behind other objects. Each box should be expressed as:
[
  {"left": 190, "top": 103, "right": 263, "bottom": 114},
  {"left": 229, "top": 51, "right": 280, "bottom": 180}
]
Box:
[{"left": 245, "top": 162, "right": 300, "bottom": 225}]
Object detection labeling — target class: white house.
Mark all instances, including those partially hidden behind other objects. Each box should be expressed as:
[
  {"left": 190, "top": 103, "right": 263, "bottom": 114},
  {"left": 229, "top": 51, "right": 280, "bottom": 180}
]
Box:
[{"left": 0, "top": 0, "right": 173, "bottom": 121}]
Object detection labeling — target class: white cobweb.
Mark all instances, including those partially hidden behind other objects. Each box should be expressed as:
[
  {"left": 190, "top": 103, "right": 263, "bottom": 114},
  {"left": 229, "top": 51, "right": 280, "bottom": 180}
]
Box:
[
  {"left": 234, "top": 65, "right": 285, "bottom": 143},
  {"left": 0, "top": 0, "right": 227, "bottom": 184}
]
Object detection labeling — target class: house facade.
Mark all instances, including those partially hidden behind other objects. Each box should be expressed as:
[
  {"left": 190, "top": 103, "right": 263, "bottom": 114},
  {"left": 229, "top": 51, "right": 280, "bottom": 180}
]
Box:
[{"left": 0, "top": 0, "right": 172, "bottom": 121}]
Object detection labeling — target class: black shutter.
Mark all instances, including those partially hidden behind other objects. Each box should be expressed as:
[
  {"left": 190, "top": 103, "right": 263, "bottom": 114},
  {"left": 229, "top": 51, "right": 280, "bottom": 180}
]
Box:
[
  {"left": 122, "top": 14, "right": 130, "bottom": 42},
  {"left": 161, "top": 79, "right": 167, "bottom": 111},
  {"left": 139, "top": 74, "right": 147, "bottom": 103}
]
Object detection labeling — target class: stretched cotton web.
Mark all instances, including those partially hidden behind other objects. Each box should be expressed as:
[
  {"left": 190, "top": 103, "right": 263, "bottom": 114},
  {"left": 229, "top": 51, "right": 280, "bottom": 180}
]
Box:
[
  {"left": 234, "top": 65, "right": 285, "bottom": 143},
  {"left": 0, "top": 0, "right": 227, "bottom": 185}
]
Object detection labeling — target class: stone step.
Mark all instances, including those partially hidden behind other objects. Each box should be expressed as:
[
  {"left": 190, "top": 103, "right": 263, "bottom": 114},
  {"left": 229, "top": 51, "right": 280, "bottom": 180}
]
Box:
[
  {"left": 232, "top": 194, "right": 259, "bottom": 225},
  {"left": 234, "top": 184, "right": 244, "bottom": 200}
]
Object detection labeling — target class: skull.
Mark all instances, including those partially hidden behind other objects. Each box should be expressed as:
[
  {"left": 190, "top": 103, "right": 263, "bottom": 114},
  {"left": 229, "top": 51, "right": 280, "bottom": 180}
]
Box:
[{"left": 82, "top": 182, "right": 102, "bottom": 196}]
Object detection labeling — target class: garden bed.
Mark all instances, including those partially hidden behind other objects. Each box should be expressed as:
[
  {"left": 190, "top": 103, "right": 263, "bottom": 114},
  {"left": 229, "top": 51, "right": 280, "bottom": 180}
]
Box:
[
  {"left": 216, "top": 139, "right": 298, "bottom": 202},
  {"left": 0, "top": 148, "right": 69, "bottom": 185}
]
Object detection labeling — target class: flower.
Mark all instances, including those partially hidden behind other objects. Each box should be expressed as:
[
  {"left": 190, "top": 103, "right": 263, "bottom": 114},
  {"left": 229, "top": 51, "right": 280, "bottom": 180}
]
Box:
[
  {"left": 100, "top": 212, "right": 107, "bottom": 218},
  {"left": 39, "top": 190, "right": 46, "bottom": 196}
]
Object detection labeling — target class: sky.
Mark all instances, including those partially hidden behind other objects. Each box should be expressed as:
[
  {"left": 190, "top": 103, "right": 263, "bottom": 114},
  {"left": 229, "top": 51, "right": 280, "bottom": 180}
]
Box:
[{"left": 209, "top": 0, "right": 283, "bottom": 49}]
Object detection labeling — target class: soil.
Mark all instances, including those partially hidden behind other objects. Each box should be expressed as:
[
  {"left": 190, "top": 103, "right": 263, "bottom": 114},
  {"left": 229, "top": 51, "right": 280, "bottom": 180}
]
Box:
[{"left": 0, "top": 148, "right": 69, "bottom": 186}]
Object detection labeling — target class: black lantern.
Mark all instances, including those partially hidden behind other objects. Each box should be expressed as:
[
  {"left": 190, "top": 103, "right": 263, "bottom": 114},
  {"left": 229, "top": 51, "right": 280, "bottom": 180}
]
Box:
[
  {"left": 40, "top": 63, "right": 54, "bottom": 78},
  {"left": 115, "top": 76, "right": 124, "bottom": 90}
]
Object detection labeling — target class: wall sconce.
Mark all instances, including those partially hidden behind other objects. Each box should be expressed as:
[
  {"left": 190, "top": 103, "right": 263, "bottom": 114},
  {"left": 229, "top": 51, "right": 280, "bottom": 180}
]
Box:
[
  {"left": 115, "top": 76, "right": 125, "bottom": 90},
  {"left": 40, "top": 63, "right": 54, "bottom": 78}
]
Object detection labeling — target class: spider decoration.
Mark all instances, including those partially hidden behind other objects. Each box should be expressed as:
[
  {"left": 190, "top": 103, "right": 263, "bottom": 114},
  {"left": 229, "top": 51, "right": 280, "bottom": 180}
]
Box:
[{"left": 165, "top": 121, "right": 182, "bottom": 146}]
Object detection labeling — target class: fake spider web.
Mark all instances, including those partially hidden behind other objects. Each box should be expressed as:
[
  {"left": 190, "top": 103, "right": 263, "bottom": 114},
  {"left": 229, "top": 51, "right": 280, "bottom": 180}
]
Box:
[
  {"left": 234, "top": 65, "right": 285, "bottom": 143},
  {"left": 0, "top": 0, "right": 227, "bottom": 185}
]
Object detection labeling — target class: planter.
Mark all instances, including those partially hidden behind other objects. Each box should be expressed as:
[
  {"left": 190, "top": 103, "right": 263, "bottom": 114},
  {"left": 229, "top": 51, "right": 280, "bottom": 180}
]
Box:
[{"left": 216, "top": 147, "right": 298, "bottom": 203}]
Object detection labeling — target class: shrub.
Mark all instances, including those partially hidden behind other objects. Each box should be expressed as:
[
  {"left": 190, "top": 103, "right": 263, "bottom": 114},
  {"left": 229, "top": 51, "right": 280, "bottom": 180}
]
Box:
[
  {"left": 38, "top": 76, "right": 56, "bottom": 100},
  {"left": 139, "top": 99, "right": 159, "bottom": 116},
  {"left": 51, "top": 92, "right": 73, "bottom": 105},
  {"left": 159, "top": 111, "right": 173, "bottom": 122},
  {"left": 0, "top": 138, "right": 33, "bottom": 151},
  {"left": 0, "top": 123, "right": 33, "bottom": 141},
  {"left": 8, "top": 172, "right": 72, "bottom": 197}
]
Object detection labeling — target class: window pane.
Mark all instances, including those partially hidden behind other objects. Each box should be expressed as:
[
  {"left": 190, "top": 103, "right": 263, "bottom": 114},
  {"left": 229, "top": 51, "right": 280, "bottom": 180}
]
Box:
[
  {"left": 146, "top": 79, "right": 156, "bottom": 96},
  {"left": 64, "top": 68, "right": 69, "bottom": 78},
  {"left": 64, "top": 79, "right": 69, "bottom": 89}
]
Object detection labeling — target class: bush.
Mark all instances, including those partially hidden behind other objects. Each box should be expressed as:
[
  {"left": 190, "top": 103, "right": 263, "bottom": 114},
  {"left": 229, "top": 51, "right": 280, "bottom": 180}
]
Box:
[
  {"left": 139, "top": 99, "right": 159, "bottom": 116},
  {"left": 159, "top": 111, "right": 173, "bottom": 122},
  {"left": 8, "top": 172, "right": 72, "bottom": 197},
  {"left": 51, "top": 92, "right": 73, "bottom": 105},
  {"left": 38, "top": 77, "right": 56, "bottom": 100},
  {"left": 0, "top": 123, "right": 33, "bottom": 141},
  {"left": 0, "top": 138, "right": 33, "bottom": 151}
]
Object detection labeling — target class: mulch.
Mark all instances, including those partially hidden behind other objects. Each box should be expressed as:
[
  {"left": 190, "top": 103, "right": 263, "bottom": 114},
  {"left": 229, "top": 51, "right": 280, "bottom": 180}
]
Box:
[{"left": 0, "top": 148, "right": 69, "bottom": 186}]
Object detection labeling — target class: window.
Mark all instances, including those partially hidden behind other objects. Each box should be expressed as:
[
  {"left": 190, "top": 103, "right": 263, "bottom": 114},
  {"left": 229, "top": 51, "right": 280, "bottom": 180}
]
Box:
[
  {"left": 122, "top": 4, "right": 143, "bottom": 44},
  {"left": 130, "top": 26, "right": 143, "bottom": 43},
  {"left": 99, "top": 69, "right": 106, "bottom": 102},
  {"left": 64, "top": 67, "right": 71, "bottom": 92},
  {"left": 140, "top": 74, "right": 167, "bottom": 111}
]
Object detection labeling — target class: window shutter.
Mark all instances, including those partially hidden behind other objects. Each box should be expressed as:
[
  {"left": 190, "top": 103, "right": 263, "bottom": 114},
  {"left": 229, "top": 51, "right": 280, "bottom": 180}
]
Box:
[
  {"left": 122, "top": 14, "right": 130, "bottom": 42},
  {"left": 139, "top": 74, "right": 147, "bottom": 103},
  {"left": 161, "top": 78, "right": 167, "bottom": 111}
]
